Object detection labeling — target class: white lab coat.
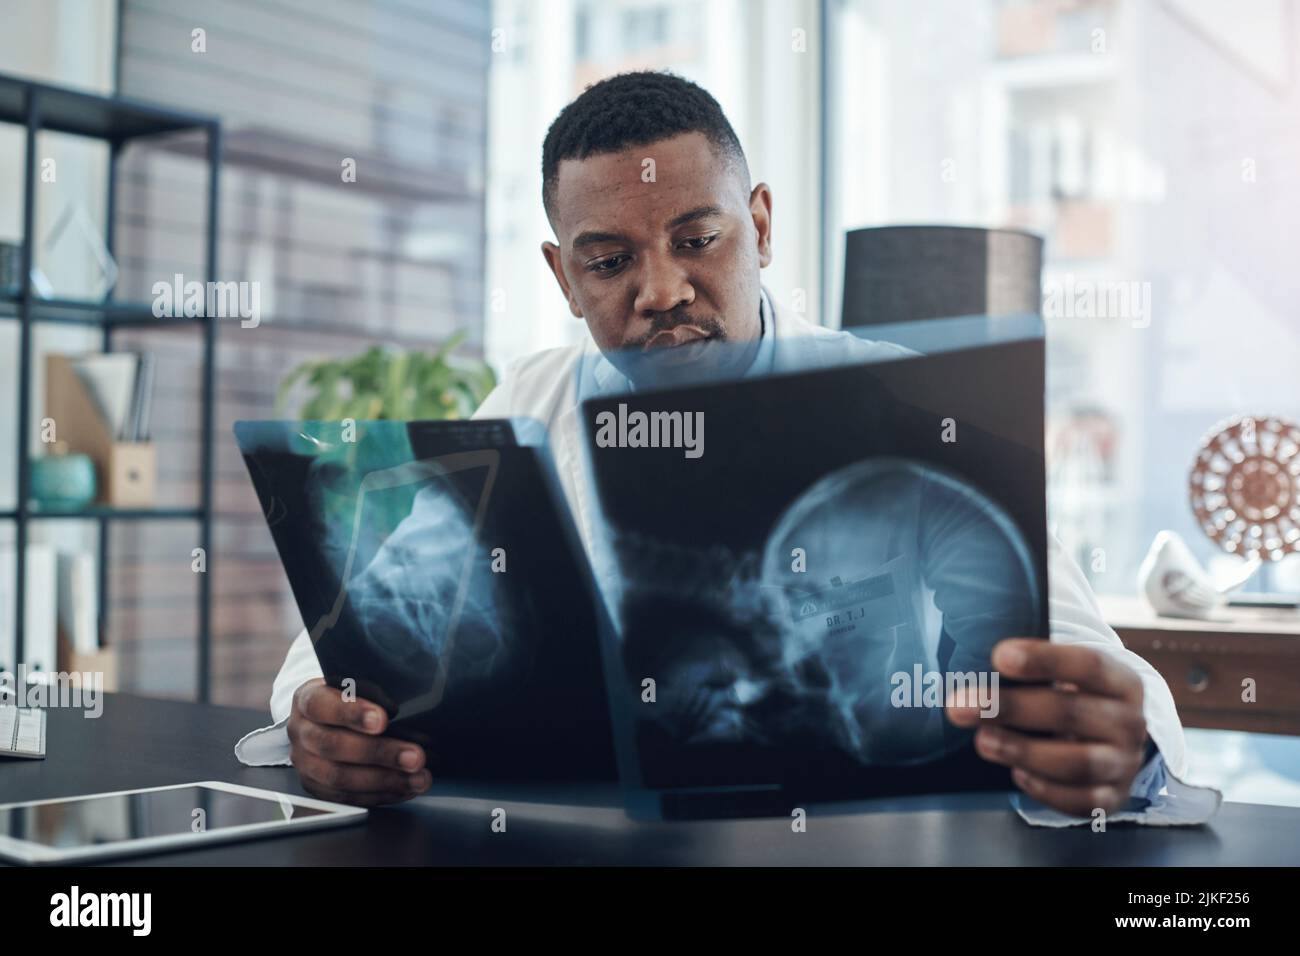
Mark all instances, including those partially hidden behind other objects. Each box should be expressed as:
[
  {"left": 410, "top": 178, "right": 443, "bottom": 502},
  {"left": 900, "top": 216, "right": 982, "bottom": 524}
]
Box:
[{"left": 234, "top": 294, "right": 1193, "bottom": 811}]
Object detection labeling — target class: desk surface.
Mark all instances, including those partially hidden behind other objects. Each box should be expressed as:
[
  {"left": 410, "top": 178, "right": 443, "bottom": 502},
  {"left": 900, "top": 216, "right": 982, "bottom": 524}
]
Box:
[
  {"left": 1100, "top": 594, "right": 1300, "bottom": 636},
  {"left": 2, "top": 693, "right": 1295, "bottom": 866}
]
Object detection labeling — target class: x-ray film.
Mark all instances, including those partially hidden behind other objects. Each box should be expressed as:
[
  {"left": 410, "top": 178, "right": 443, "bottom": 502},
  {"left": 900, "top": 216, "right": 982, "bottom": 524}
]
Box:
[
  {"left": 235, "top": 419, "right": 617, "bottom": 781},
  {"left": 583, "top": 333, "right": 1048, "bottom": 818}
]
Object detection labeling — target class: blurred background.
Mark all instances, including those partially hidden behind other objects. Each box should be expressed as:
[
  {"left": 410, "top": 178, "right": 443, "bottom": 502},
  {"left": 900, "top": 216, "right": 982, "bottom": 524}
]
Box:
[{"left": 1, "top": 0, "right": 1298, "bottom": 801}]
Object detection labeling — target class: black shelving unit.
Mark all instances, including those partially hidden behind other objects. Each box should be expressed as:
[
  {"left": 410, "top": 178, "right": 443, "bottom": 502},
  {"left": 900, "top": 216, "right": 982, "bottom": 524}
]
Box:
[{"left": 0, "top": 72, "right": 221, "bottom": 701}]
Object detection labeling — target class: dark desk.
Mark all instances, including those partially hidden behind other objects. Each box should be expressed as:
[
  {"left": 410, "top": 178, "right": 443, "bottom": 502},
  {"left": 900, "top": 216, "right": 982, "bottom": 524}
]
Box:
[{"left": 1, "top": 693, "right": 1295, "bottom": 866}]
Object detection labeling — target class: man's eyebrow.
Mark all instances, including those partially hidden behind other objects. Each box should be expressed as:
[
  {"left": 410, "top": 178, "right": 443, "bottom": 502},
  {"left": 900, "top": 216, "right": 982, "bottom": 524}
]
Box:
[
  {"left": 571, "top": 230, "right": 629, "bottom": 251},
  {"left": 665, "top": 204, "right": 724, "bottom": 230},
  {"left": 570, "top": 205, "right": 724, "bottom": 251}
]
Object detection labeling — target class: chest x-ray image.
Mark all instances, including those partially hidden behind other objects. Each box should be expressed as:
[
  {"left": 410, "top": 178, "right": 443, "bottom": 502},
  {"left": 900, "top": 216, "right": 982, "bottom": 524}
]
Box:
[
  {"left": 242, "top": 421, "right": 516, "bottom": 715},
  {"left": 236, "top": 419, "right": 616, "bottom": 781}
]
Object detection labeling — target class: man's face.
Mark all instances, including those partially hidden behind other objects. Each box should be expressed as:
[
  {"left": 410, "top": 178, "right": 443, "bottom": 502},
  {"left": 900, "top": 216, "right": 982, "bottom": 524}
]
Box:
[{"left": 542, "top": 132, "right": 773, "bottom": 386}]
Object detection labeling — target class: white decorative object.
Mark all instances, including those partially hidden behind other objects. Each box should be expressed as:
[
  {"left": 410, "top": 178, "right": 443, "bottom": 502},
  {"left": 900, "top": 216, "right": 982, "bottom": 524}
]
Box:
[
  {"left": 1137, "top": 530, "right": 1260, "bottom": 619},
  {"left": 41, "top": 202, "right": 118, "bottom": 301}
]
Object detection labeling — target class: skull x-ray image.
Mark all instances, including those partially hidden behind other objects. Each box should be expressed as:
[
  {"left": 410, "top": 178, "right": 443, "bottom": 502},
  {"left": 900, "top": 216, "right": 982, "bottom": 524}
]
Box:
[
  {"left": 616, "top": 457, "right": 1039, "bottom": 773},
  {"left": 760, "top": 457, "right": 1040, "bottom": 766},
  {"left": 584, "top": 333, "right": 1051, "bottom": 804}
]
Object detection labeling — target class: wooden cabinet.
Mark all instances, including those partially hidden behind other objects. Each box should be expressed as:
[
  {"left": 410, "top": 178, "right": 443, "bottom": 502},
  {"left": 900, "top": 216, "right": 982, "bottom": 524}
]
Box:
[{"left": 1100, "top": 596, "right": 1300, "bottom": 736}]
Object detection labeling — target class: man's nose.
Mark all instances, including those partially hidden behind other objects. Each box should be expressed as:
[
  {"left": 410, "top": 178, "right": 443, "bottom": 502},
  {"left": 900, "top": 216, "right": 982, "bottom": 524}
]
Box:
[{"left": 632, "top": 250, "right": 693, "bottom": 316}]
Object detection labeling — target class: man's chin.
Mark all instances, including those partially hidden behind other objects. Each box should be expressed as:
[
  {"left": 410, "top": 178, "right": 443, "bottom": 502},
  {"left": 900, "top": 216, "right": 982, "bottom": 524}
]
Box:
[
  {"left": 647, "top": 337, "right": 716, "bottom": 365},
  {"left": 611, "top": 343, "right": 733, "bottom": 390},
  {"left": 613, "top": 337, "right": 746, "bottom": 390}
]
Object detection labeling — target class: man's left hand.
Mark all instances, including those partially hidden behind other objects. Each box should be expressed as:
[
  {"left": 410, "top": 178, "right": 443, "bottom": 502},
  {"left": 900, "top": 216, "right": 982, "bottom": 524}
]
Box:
[{"left": 945, "top": 638, "right": 1149, "bottom": 816}]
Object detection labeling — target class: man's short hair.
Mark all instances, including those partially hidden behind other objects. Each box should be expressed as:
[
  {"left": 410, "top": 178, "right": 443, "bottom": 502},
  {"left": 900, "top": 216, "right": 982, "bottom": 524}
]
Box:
[{"left": 541, "top": 70, "right": 749, "bottom": 220}]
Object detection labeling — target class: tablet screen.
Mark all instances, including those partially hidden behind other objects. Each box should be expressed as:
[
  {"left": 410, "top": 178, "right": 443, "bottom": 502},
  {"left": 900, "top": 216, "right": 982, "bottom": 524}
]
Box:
[{"left": 0, "top": 786, "right": 328, "bottom": 849}]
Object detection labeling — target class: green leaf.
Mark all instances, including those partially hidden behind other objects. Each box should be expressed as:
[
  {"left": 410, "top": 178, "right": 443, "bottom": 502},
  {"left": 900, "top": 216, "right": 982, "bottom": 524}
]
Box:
[{"left": 278, "top": 331, "right": 498, "bottom": 422}]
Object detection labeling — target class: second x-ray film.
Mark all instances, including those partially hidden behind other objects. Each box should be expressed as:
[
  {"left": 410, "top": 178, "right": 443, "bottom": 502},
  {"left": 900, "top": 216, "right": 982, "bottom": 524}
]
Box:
[{"left": 582, "top": 334, "right": 1049, "bottom": 818}]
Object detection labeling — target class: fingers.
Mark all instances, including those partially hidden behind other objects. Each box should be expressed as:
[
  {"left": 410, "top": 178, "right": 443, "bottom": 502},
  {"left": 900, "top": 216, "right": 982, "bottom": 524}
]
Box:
[
  {"left": 294, "top": 680, "right": 389, "bottom": 734},
  {"left": 977, "top": 725, "right": 1141, "bottom": 815},
  {"left": 951, "top": 685, "right": 1147, "bottom": 746},
  {"left": 975, "top": 724, "right": 1143, "bottom": 788},
  {"left": 944, "top": 644, "right": 1150, "bottom": 815},
  {"left": 289, "top": 679, "right": 431, "bottom": 807},
  {"left": 992, "top": 639, "right": 1143, "bottom": 702},
  {"left": 293, "top": 750, "right": 432, "bottom": 805},
  {"left": 290, "top": 716, "right": 426, "bottom": 772},
  {"left": 1011, "top": 768, "right": 1128, "bottom": 816}
]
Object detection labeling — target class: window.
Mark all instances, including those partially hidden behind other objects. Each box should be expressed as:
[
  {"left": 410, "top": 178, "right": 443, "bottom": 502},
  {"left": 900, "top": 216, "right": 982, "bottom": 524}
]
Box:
[
  {"left": 486, "top": 0, "right": 825, "bottom": 369},
  {"left": 824, "top": 0, "right": 1300, "bottom": 595}
]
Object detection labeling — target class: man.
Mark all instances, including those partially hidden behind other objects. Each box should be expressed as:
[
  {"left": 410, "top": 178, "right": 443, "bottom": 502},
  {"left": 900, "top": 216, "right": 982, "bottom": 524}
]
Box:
[{"left": 237, "top": 71, "right": 1196, "bottom": 822}]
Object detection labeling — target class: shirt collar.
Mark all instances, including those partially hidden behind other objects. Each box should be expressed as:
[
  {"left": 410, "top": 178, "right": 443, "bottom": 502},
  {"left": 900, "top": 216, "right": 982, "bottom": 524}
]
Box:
[{"left": 749, "top": 285, "right": 778, "bottom": 377}]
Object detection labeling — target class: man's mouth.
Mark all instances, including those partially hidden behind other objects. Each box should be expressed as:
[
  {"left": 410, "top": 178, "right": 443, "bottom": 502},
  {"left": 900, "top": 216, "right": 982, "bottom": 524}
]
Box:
[
  {"left": 642, "top": 333, "right": 716, "bottom": 366},
  {"left": 644, "top": 326, "right": 711, "bottom": 351}
]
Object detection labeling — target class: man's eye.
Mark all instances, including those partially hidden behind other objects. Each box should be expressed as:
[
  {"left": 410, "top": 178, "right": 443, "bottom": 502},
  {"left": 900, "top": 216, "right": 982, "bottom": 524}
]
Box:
[
  {"left": 589, "top": 255, "right": 628, "bottom": 273},
  {"left": 680, "top": 235, "right": 717, "bottom": 251}
]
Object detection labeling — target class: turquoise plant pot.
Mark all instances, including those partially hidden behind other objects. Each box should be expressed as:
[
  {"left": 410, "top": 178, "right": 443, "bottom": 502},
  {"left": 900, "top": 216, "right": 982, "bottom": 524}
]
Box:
[{"left": 30, "top": 452, "right": 97, "bottom": 511}]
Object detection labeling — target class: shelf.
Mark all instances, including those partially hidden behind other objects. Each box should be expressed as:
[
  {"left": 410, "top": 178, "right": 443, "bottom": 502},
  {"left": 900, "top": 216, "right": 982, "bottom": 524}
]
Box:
[
  {"left": 0, "top": 506, "right": 204, "bottom": 520},
  {"left": 0, "top": 292, "right": 207, "bottom": 328},
  {"left": 0, "top": 71, "right": 215, "bottom": 141},
  {"left": 1, "top": 70, "right": 220, "bottom": 700}
]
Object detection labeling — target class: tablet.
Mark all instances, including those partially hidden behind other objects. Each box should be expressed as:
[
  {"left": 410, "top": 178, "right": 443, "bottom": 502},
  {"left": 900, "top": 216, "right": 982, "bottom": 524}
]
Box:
[{"left": 0, "top": 781, "right": 366, "bottom": 864}]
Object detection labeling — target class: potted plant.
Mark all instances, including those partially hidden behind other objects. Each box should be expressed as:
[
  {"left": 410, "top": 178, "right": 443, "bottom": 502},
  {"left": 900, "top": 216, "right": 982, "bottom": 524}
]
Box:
[{"left": 276, "top": 331, "right": 496, "bottom": 422}]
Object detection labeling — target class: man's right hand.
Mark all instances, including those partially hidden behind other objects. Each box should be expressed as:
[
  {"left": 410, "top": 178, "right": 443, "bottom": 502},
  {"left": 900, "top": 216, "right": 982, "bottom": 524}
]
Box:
[{"left": 287, "top": 678, "right": 431, "bottom": 806}]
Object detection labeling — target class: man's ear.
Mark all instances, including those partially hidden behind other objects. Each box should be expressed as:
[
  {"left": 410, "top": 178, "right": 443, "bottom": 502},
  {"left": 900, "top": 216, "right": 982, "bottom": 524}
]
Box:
[
  {"left": 749, "top": 183, "right": 773, "bottom": 269},
  {"left": 540, "top": 241, "right": 584, "bottom": 318}
]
